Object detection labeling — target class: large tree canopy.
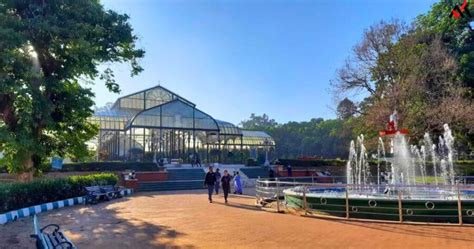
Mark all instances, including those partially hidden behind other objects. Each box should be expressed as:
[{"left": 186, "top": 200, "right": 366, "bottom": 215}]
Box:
[
  {"left": 0, "top": 0, "right": 144, "bottom": 181},
  {"left": 240, "top": 114, "right": 352, "bottom": 159},
  {"left": 332, "top": 1, "right": 473, "bottom": 155},
  {"left": 239, "top": 113, "right": 278, "bottom": 130}
]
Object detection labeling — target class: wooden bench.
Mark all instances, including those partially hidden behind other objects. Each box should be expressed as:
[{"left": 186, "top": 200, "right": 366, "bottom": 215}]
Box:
[
  {"left": 31, "top": 215, "right": 76, "bottom": 249},
  {"left": 84, "top": 185, "right": 122, "bottom": 204}
]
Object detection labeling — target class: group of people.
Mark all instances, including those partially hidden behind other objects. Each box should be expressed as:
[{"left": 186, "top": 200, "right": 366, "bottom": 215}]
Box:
[
  {"left": 204, "top": 167, "right": 243, "bottom": 203},
  {"left": 190, "top": 153, "right": 202, "bottom": 167}
]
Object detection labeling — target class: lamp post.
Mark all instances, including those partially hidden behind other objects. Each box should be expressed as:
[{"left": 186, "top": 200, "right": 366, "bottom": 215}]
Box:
[{"left": 263, "top": 138, "right": 271, "bottom": 166}]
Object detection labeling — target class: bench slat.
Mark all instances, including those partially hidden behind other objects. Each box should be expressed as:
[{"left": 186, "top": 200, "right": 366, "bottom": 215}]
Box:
[
  {"left": 44, "top": 233, "right": 55, "bottom": 248},
  {"left": 31, "top": 215, "right": 76, "bottom": 249}
]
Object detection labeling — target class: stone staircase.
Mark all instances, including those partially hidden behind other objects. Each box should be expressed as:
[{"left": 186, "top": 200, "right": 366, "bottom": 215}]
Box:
[
  {"left": 138, "top": 168, "right": 205, "bottom": 192},
  {"left": 138, "top": 180, "right": 205, "bottom": 191},
  {"left": 240, "top": 167, "right": 269, "bottom": 179},
  {"left": 137, "top": 166, "right": 268, "bottom": 192}
]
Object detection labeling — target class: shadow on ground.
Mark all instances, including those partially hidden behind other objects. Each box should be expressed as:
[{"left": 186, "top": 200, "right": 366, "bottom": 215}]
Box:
[
  {"left": 212, "top": 201, "right": 262, "bottom": 212},
  {"left": 0, "top": 196, "right": 195, "bottom": 249},
  {"left": 331, "top": 219, "right": 474, "bottom": 242}
]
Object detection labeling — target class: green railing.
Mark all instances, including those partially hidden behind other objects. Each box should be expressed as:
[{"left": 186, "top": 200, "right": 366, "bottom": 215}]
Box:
[{"left": 256, "top": 177, "right": 474, "bottom": 225}]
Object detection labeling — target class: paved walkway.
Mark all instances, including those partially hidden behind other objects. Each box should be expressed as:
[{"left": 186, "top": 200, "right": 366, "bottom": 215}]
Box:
[{"left": 2, "top": 190, "right": 474, "bottom": 248}]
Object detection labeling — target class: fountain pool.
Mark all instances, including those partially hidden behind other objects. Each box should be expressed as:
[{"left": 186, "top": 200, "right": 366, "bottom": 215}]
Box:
[
  {"left": 284, "top": 185, "right": 474, "bottom": 223},
  {"left": 283, "top": 113, "right": 474, "bottom": 224}
]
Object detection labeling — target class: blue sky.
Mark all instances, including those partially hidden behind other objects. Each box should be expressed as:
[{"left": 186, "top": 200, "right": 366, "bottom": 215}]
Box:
[{"left": 93, "top": 0, "right": 438, "bottom": 125}]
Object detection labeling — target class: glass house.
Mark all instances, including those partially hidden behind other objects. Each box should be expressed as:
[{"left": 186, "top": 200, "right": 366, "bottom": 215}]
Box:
[{"left": 89, "top": 85, "right": 275, "bottom": 164}]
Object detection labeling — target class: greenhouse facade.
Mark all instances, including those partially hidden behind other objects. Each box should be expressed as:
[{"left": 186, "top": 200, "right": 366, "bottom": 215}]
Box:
[{"left": 89, "top": 85, "right": 275, "bottom": 164}]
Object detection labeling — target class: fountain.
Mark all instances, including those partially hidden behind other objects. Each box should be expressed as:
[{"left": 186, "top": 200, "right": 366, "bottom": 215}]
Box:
[{"left": 283, "top": 111, "right": 474, "bottom": 224}]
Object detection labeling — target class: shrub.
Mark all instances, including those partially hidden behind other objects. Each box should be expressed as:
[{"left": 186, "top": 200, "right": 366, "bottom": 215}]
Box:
[
  {"left": 0, "top": 173, "right": 118, "bottom": 213},
  {"left": 277, "top": 159, "right": 347, "bottom": 167},
  {"left": 60, "top": 161, "right": 160, "bottom": 172},
  {"left": 246, "top": 158, "right": 258, "bottom": 166}
]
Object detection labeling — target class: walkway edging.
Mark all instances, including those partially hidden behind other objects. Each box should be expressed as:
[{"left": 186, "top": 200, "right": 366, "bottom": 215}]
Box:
[{"left": 0, "top": 188, "right": 133, "bottom": 225}]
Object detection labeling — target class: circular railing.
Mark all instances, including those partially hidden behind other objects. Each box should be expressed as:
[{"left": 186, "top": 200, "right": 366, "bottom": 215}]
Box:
[{"left": 256, "top": 177, "right": 474, "bottom": 225}]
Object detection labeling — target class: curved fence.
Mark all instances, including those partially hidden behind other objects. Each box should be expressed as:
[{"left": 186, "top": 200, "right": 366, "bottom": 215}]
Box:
[{"left": 256, "top": 177, "right": 474, "bottom": 225}]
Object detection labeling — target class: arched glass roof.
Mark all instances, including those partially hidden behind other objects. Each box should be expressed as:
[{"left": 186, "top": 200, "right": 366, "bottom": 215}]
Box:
[
  {"left": 112, "top": 85, "right": 195, "bottom": 111},
  {"left": 91, "top": 85, "right": 196, "bottom": 131},
  {"left": 89, "top": 108, "right": 137, "bottom": 131},
  {"left": 241, "top": 130, "right": 275, "bottom": 146},
  {"left": 127, "top": 99, "right": 219, "bottom": 131},
  {"left": 215, "top": 120, "right": 242, "bottom": 136}
]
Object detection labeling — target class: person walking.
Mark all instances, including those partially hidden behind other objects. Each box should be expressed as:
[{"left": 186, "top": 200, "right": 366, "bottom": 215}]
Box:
[
  {"left": 268, "top": 167, "right": 275, "bottom": 180},
  {"left": 234, "top": 171, "right": 243, "bottom": 195},
  {"left": 287, "top": 164, "right": 292, "bottom": 177},
  {"left": 221, "top": 170, "right": 232, "bottom": 204},
  {"left": 196, "top": 153, "right": 202, "bottom": 167},
  {"left": 204, "top": 166, "right": 216, "bottom": 203},
  {"left": 214, "top": 168, "right": 222, "bottom": 194}
]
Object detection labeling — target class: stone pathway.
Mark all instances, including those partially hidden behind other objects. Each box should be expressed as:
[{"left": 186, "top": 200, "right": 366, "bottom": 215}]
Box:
[{"left": 2, "top": 189, "right": 474, "bottom": 248}]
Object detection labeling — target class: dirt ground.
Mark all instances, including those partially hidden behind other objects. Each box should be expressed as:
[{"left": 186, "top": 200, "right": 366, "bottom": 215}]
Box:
[{"left": 2, "top": 189, "right": 474, "bottom": 249}]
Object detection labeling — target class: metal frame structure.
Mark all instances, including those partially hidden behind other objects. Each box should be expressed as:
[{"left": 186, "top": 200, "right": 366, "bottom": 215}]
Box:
[{"left": 89, "top": 85, "right": 275, "bottom": 163}]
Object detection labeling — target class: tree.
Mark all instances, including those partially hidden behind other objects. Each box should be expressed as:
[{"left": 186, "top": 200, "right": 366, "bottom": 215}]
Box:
[
  {"left": 0, "top": 1, "right": 144, "bottom": 181},
  {"left": 416, "top": 1, "right": 474, "bottom": 90},
  {"left": 239, "top": 113, "right": 278, "bottom": 130},
  {"left": 330, "top": 19, "right": 409, "bottom": 101},
  {"left": 239, "top": 114, "right": 352, "bottom": 159},
  {"left": 337, "top": 98, "right": 358, "bottom": 120},
  {"left": 331, "top": 2, "right": 473, "bottom": 153}
]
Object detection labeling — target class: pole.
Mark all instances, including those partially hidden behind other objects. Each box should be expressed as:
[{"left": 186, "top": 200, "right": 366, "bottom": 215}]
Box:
[
  {"left": 276, "top": 178, "right": 280, "bottom": 213},
  {"left": 256, "top": 176, "right": 260, "bottom": 204},
  {"left": 377, "top": 161, "right": 380, "bottom": 186},
  {"left": 457, "top": 184, "right": 463, "bottom": 225},
  {"left": 303, "top": 185, "right": 307, "bottom": 214},
  {"left": 345, "top": 187, "right": 350, "bottom": 219},
  {"left": 398, "top": 189, "right": 403, "bottom": 223},
  {"left": 265, "top": 147, "right": 269, "bottom": 165}
]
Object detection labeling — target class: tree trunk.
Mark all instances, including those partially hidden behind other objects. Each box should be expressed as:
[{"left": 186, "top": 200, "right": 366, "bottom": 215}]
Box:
[{"left": 17, "top": 155, "right": 34, "bottom": 182}]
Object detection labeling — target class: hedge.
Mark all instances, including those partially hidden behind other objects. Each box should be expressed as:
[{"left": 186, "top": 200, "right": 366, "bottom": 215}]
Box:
[
  {"left": 60, "top": 162, "right": 161, "bottom": 172},
  {"left": 0, "top": 173, "right": 118, "bottom": 213},
  {"left": 276, "top": 159, "right": 347, "bottom": 167}
]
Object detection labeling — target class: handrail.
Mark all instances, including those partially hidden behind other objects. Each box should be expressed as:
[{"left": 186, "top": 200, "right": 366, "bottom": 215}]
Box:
[{"left": 256, "top": 178, "right": 474, "bottom": 189}]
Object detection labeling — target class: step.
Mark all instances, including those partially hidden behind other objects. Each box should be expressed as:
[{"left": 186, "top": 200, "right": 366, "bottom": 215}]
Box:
[
  {"left": 138, "top": 180, "right": 205, "bottom": 192},
  {"left": 240, "top": 167, "right": 269, "bottom": 179}
]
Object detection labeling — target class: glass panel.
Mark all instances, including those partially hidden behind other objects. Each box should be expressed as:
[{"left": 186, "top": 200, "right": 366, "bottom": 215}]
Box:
[
  {"left": 241, "top": 130, "right": 275, "bottom": 146},
  {"left": 216, "top": 120, "right": 242, "bottom": 135},
  {"left": 194, "top": 108, "right": 218, "bottom": 131},
  {"left": 161, "top": 101, "right": 194, "bottom": 129},
  {"left": 145, "top": 87, "right": 174, "bottom": 109},
  {"left": 130, "top": 100, "right": 219, "bottom": 131},
  {"left": 119, "top": 92, "right": 145, "bottom": 110}
]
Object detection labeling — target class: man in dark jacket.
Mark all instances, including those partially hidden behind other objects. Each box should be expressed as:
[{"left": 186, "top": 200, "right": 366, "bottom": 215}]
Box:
[
  {"left": 221, "top": 170, "right": 232, "bottom": 204},
  {"left": 204, "top": 166, "right": 216, "bottom": 203},
  {"left": 214, "top": 168, "right": 222, "bottom": 195}
]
